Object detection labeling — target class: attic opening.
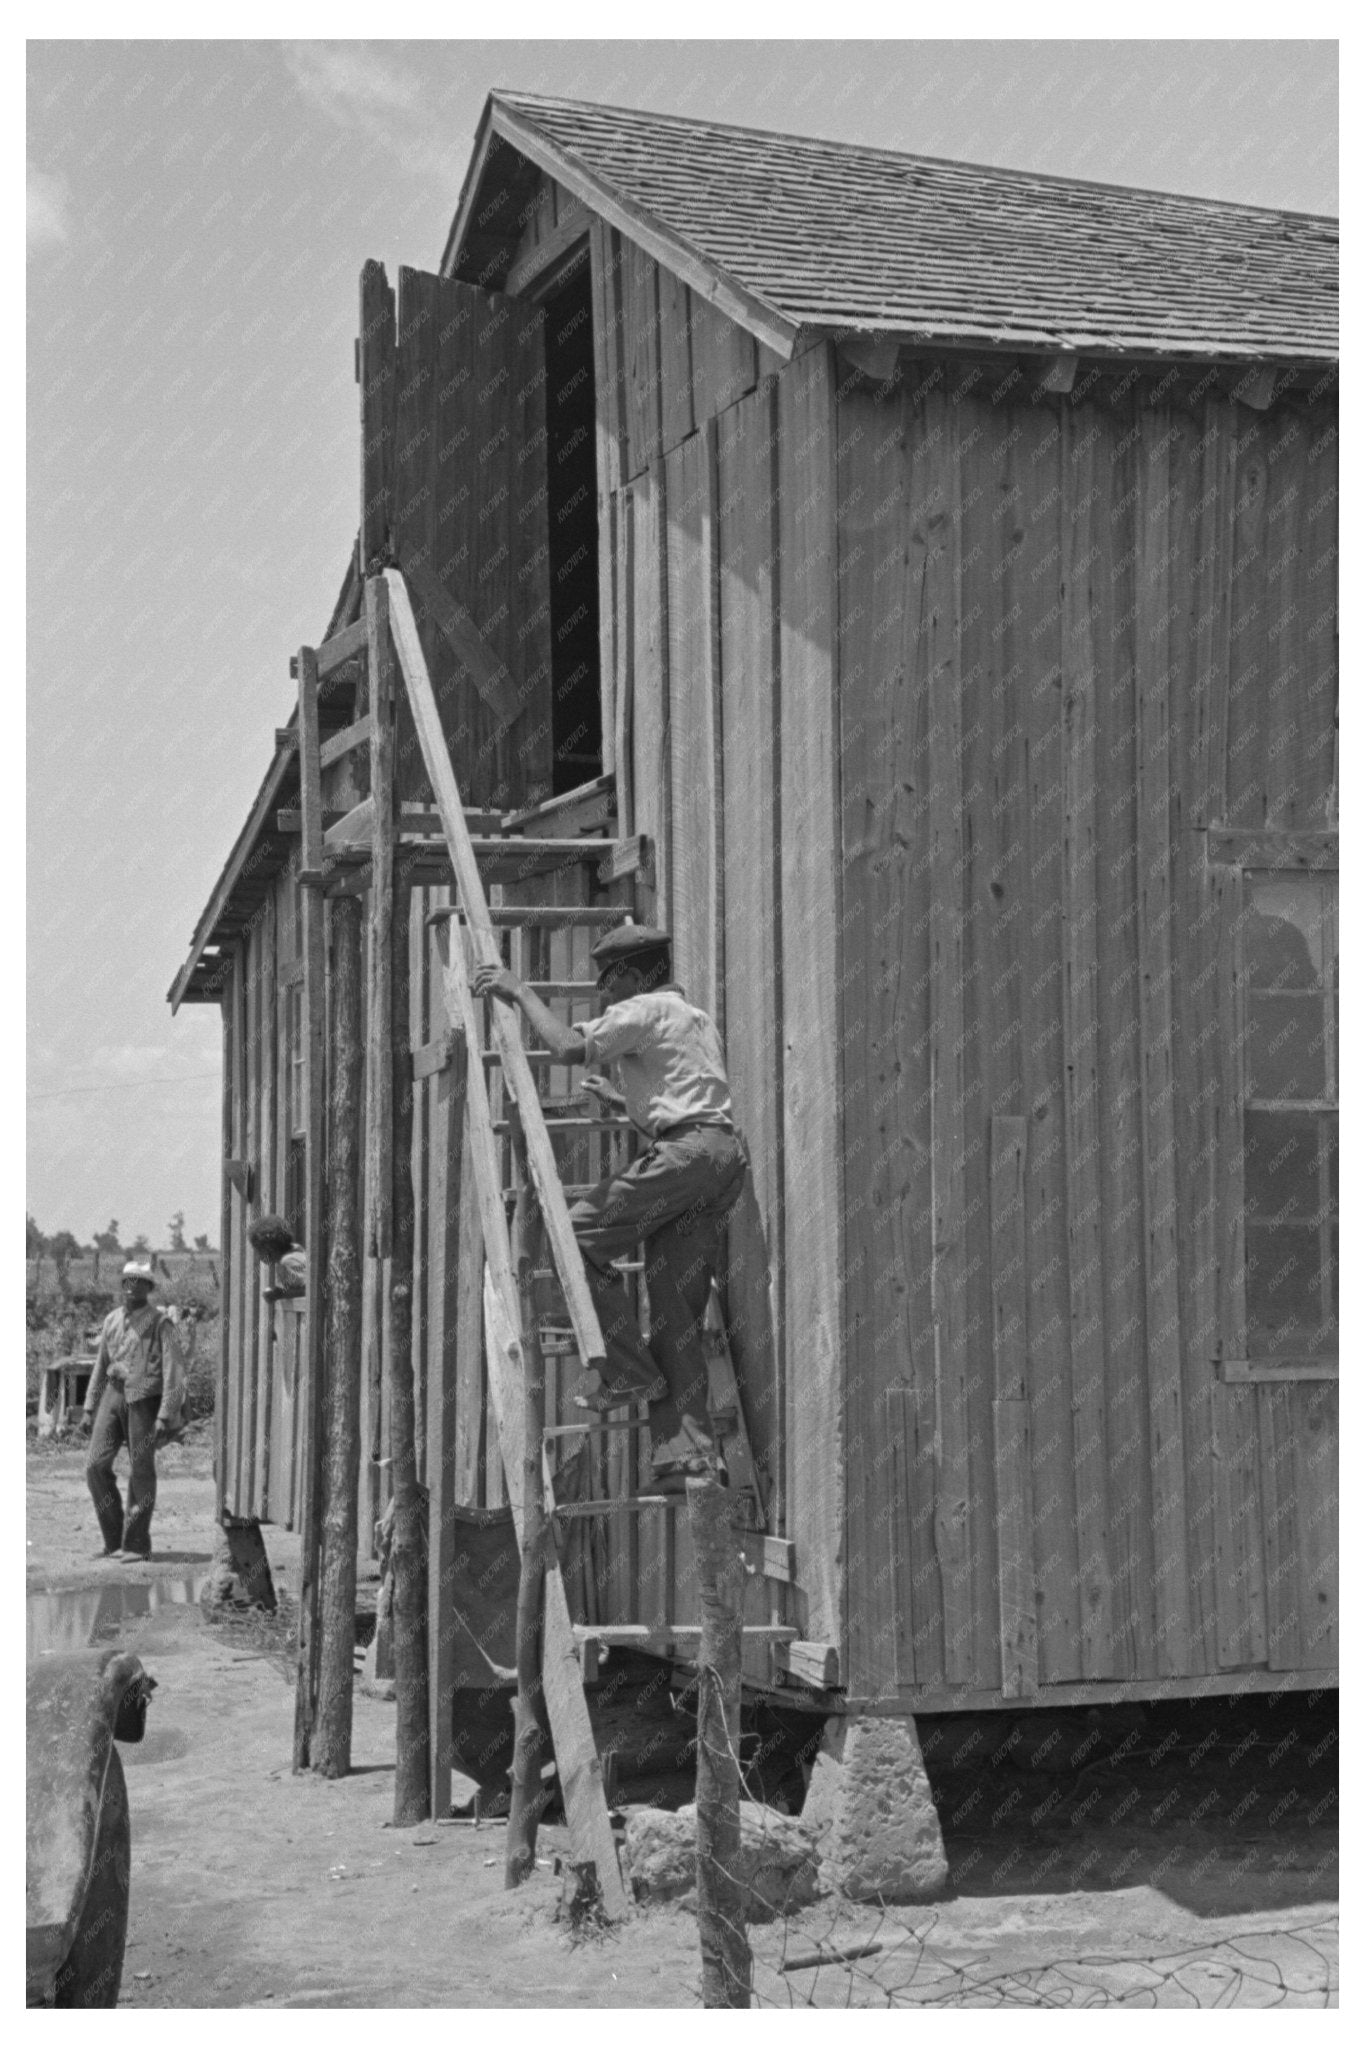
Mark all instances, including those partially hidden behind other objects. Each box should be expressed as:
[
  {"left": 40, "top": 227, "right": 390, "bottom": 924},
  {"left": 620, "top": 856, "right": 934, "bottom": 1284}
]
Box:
[{"left": 542, "top": 259, "right": 602, "bottom": 793}]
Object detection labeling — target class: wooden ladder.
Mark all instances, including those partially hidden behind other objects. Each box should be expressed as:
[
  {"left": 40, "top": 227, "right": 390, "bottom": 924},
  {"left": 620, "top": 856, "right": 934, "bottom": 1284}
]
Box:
[{"left": 323, "top": 568, "right": 784, "bottom": 1913}]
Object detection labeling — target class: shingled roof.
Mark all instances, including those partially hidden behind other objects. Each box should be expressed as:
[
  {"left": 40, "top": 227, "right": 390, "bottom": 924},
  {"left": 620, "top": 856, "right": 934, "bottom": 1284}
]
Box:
[{"left": 446, "top": 91, "right": 1338, "bottom": 366}]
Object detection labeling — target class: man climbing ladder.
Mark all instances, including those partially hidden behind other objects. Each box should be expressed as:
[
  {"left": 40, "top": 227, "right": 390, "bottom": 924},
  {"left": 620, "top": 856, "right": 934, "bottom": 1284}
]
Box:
[{"left": 472, "top": 923, "right": 748, "bottom": 1491}]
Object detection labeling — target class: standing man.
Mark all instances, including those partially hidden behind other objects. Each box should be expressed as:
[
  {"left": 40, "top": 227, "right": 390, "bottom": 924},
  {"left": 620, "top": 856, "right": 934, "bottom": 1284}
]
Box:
[
  {"left": 80, "top": 1262, "right": 185, "bottom": 1561},
  {"left": 473, "top": 924, "right": 747, "bottom": 1490}
]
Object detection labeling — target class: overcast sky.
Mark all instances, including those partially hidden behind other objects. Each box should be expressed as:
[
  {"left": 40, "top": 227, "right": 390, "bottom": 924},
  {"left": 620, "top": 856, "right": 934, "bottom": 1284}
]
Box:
[{"left": 26, "top": 37, "right": 1338, "bottom": 1246}]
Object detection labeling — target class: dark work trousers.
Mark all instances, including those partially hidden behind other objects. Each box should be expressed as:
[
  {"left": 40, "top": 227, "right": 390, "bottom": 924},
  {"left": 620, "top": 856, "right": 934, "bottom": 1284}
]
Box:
[
  {"left": 86, "top": 1385, "right": 160, "bottom": 1557},
  {"left": 567, "top": 1124, "right": 747, "bottom": 1462}
]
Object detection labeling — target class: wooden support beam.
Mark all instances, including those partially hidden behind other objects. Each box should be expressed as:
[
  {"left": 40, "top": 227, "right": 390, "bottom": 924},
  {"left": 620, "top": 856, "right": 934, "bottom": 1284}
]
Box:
[
  {"left": 1233, "top": 364, "right": 1277, "bottom": 412},
  {"left": 690, "top": 1480, "right": 752, "bottom": 2008},
  {"left": 771, "top": 1640, "right": 841, "bottom": 1690},
  {"left": 1038, "top": 351, "right": 1080, "bottom": 394},
  {"left": 425, "top": 1031, "right": 466, "bottom": 1818},
  {"left": 389, "top": 878, "right": 430, "bottom": 1825},
  {"left": 504, "top": 206, "right": 589, "bottom": 298},
  {"left": 366, "top": 578, "right": 394, "bottom": 1259},
  {"left": 293, "top": 644, "right": 328, "bottom": 1772},
  {"left": 837, "top": 333, "right": 900, "bottom": 382},
  {"left": 312, "top": 893, "right": 364, "bottom": 1777}
]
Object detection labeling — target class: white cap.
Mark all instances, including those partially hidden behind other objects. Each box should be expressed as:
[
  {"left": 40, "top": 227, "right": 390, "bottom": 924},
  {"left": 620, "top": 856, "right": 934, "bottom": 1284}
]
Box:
[{"left": 121, "top": 1261, "right": 155, "bottom": 1284}]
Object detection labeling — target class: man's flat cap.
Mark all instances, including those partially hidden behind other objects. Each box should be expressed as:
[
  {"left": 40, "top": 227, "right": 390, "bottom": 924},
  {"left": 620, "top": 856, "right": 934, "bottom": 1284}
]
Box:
[{"left": 589, "top": 923, "right": 671, "bottom": 967}]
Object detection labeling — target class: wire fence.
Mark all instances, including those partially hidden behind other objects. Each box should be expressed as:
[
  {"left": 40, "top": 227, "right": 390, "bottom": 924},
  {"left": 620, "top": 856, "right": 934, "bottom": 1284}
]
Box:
[
  {"left": 742, "top": 1898, "right": 1338, "bottom": 2009},
  {"left": 686, "top": 1711, "right": 1337, "bottom": 2010}
]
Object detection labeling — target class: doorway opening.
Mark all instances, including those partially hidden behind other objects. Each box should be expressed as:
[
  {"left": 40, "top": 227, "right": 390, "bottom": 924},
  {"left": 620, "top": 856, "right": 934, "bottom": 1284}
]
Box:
[{"left": 542, "top": 259, "right": 602, "bottom": 794}]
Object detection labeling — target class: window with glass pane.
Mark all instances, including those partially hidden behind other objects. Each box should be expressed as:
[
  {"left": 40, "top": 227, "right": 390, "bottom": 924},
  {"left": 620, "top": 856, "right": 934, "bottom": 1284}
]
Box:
[{"left": 1243, "top": 873, "right": 1337, "bottom": 1358}]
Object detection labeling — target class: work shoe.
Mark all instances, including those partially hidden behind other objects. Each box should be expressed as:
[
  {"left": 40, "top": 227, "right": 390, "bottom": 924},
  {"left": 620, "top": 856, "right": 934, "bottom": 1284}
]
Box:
[
  {"left": 117, "top": 1548, "right": 152, "bottom": 1563},
  {"left": 571, "top": 1367, "right": 667, "bottom": 1414}
]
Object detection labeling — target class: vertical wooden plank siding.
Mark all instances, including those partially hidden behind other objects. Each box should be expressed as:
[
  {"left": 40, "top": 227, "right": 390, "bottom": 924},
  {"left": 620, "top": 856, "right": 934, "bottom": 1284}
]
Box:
[
  {"left": 924, "top": 390, "right": 973, "bottom": 1686},
  {"left": 657, "top": 264, "right": 694, "bottom": 451},
  {"left": 689, "top": 289, "right": 758, "bottom": 420},
  {"left": 1169, "top": 401, "right": 1234, "bottom": 1673},
  {"left": 228, "top": 935, "right": 249, "bottom": 1517},
  {"left": 990, "top": 1116, "right": 1036, "bottom": 1697},
  {"left": 1060, "top": 406, "right": 1114, "bottom": 1677},
  {"left": 1092, "top": 406, "right": 1154, "bottom": 1676},
  {"left": 623, "top": 239, "right": 662, "bottom": 476},
  {"left": 663, "top": 427, "right": 722, "bottom": 1023},
  {"left": 589, "top": 221, "right": 626, "bottom": 501},
  {"left": 1014, "top": 404, "right": 1082, "bottom": 1683},
  {"left": 1135, "top": 419, "right": 1191, "bottom": 1674},
  {"left": 836, "top": 370, "right": 939, "bottom": 1693},
  {"left": 1211, "top": 858, "right": 1266, "bottom": 1667},
  {"left": 254, "top": 895, "right": 277, "bottom": 1517},
  {"left": 632, "top": 461, "right": 670, "bottom": 929},
  {"left": 953, "top": 369, "right": 1004, "bottom": 1689},
  {"left": 216, "top": 974, "right": 234, "bottom": 1521},
  {"left": 1302, "top": 412, "right": 1339, "bottom": 822},
  {"left": 777, "top": 344, "right": 842, "bottom": 1648},
  {"left": 717, "top": 383, "right": 784, "bottom": 1596}
]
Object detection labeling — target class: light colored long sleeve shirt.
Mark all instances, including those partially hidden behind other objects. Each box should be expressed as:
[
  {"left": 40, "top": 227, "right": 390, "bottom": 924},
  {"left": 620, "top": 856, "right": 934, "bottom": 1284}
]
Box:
[{"left": 84, "top": 1305, "right": 185, "bottom": 1427}]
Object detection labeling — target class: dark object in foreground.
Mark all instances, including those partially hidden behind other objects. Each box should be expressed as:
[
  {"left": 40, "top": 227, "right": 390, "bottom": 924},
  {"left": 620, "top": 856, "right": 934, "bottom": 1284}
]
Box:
[{"left": 26, "top": 1648, "right": 155, "bottom": 2007}]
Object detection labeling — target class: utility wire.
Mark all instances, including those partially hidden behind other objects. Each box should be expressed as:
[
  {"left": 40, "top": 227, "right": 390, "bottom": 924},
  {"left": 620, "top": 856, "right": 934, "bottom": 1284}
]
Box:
[{"left": 27, "top": 1073, "right": 219, "bottom": 1102}]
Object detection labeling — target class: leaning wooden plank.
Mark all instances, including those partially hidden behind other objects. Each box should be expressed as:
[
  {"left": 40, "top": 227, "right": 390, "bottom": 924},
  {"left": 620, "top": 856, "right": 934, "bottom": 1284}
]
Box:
[
  {"left": 484, "top": 1272, "right": 630, "bottom": 1917},
  {"left": 386, "top": 568, "right": 606, "bottom": 1370},
  {"left": 990, "top": 1117, "right": 1037, "bottom": 1699},
  {"left": 1134, "top": 426, "right": 1191, "bottom": 1676}
]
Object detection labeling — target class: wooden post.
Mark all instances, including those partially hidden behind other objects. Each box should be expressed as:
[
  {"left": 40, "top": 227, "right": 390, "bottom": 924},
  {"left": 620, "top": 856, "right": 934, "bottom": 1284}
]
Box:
[
  {"left": 389, "top": 878, "right": 430, "bottom": 1822},
  {"left": 506, "top": 1166, "right": 552, "bottom": 1887},
  {"left": 313, "top": 893, "right": 364, "bottom": 1775},
  {"left": 366, "top": 575, "right": 394, "bottom": 1258},
  {"left": 294, "top": 644, "right": 328, "bottom": 1771},
  {"left": 689, "top": 1480, "right": 751, "bottom": 2008}
]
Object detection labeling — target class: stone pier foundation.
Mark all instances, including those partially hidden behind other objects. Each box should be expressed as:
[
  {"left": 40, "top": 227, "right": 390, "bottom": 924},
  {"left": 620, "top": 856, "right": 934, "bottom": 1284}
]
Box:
[{"left": 800, "top": 1714, "right": 948, "bottom": 1901}]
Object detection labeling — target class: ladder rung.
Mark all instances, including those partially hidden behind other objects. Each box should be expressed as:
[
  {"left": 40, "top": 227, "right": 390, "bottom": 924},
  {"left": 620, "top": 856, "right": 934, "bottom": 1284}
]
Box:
[
  {"left": 553, "top": 1496, "right": 681, "bottom": 1517},
  {"left": 428, "top": 905, "right": 634, "bottom": 929},
  {"left": 543, "top": 1417, "right": 653, "bottom": 1438},
  {"left": 573, "top": 1624, "right": 799, "bottom": 1644},
  {"left": 532, "top": 1261, "right": 642, "bottom": 1280},
  {"left": 495, "top": 1116, "right": 634, "bottom": 1132}
]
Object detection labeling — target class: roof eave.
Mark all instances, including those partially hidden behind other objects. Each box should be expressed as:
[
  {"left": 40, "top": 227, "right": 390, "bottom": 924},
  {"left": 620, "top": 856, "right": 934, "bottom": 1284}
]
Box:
[{"left": 444, "top": 92, "right": 800, "bottom": 363}]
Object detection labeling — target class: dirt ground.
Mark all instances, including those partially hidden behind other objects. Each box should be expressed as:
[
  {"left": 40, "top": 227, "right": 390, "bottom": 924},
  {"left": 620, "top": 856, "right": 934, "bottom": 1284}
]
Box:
[{"left": 27, "top": 1430, "right": 1338, "bottom": 2009}]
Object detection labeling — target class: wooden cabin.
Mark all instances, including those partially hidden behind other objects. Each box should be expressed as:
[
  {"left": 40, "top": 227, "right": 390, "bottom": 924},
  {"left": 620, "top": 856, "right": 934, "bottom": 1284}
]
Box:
[{"left": 171, "top": 94, "right": 1338, "bottom": 1792}]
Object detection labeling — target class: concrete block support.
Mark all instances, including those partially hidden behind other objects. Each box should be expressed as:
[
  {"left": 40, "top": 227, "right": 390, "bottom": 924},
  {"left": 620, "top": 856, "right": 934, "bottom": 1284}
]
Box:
[{"left": 801, "top": 1714, "right": 948, "bottom": 1901}]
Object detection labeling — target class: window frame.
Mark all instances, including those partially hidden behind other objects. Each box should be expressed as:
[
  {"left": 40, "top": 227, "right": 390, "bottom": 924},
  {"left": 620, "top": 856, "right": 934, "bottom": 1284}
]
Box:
[{"left": 1210, "top": 827, "right": 1338, "bottom": 1384}]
